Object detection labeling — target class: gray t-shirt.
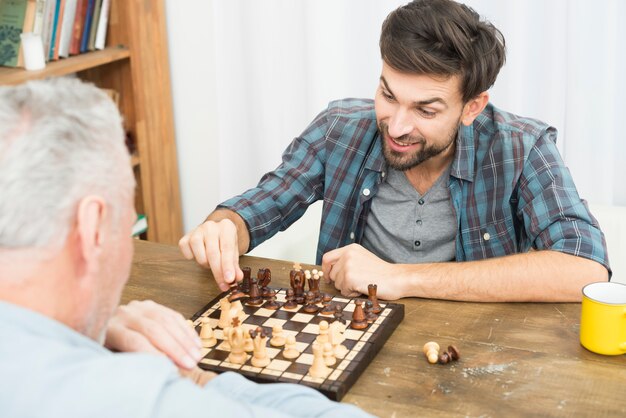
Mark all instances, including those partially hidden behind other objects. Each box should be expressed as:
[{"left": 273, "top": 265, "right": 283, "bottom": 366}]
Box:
[{"left": 362, "top": 166, "right": 457, "bottom": 263}]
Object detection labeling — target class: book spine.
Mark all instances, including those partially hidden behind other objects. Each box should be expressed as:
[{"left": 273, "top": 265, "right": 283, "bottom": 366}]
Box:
[
  {"left": 79, "top": 0, "right": 94, "bottom": 53},
  {"left": 41, "top": 0, "right": 56, "bottom": 60},
  {"left": 86, "top": 0, "right": 99, "bottom": 50},
  {"left": 57, "top": 0, "right": 76, "bottom": 57},
  {"left": 32, "top": 0, "right": 45, "bottom": 34},
  {"left": 0, "top": 0, "right": 28, "bottom": 67},
  {"left": 16, "top": 0, "right": 37, "bottom": 66},
  {"left": 48, "top": 0, "right": 63, "bottom": 60},
  {"left": 93, "top": 0, "right": 108, "bottom": 50},
  {"left": 68, "top": 0, "right": 85, "bottom": 55}
]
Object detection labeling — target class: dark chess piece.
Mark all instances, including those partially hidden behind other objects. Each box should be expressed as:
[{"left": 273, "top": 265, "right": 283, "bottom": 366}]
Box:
[
  {"left": 227, "top": 282, "right": 247, "bottom": 302},
  {"left": 368, "top": 284, "right": 382, "bottom": 314},
  {"left": 241, "top": 267, "right": 252, "bottom": 293},
  {"left": 350, "top": 299, "right": 368, "bottom": 330},
  {"left": 307, "top": 276, "right": 321, "bottom": 303},
  {"left": 262, "top": 290, "right": 281, "bottom": 310},
  {"left": 292, "top": 271, "right": 305, "bottom": 304},
  {"left": 302, "top": 291, "right": 319, "bottom": 313},
  {"left": 320, "top": 294, "right": 334, "bottom": 316},
  {"left": 364, "top": 300, "right": 378, "bottom": 323},
  {"left": 257, "top": 268, "right": 272, "bottom": 298},
  {"left": 333, "top": 305, "right": 345, "bottom": 324},
  {"left": 283, "top": 288, "right": 298, "bottom": 310},
  {"left": 438, "top": 345, "right": 461, "bottom": 365},
  {"left": 246, "top": 278, "right": 263, "bottom": 306}
]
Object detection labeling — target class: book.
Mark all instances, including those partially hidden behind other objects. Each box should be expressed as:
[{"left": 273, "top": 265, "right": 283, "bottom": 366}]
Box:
[
  {"left": 86, "top": 0, "right": 99, "bottom": 50},
  {"left": 0, "top": 0, "right": 29, "bottom": 68},
  {"left": 15, "top": 0, "right": 36, "bottom": 66},
  {"left": 40, "top": 0, "right": 56, "bottom": 59},
  {"left": 48, "top": 0, "right": 65, "bottom": 60},
  {"left": 79, "top": 0, "right": 94, "bottom": 53},
  {"left": 132, "top": 214, "right": 148, "bottom": 237},
  {"left": 68, "top": 0, "right": 85, "bottom": 55},
  {"left": 57, "top": 0, "right": 76, "bottom": 57},
  {"left": 93, "top": 0, "right": 107, "bottom": 49},
  {"left": 31, "top": 0, "right": 44, "bottom": 34}
]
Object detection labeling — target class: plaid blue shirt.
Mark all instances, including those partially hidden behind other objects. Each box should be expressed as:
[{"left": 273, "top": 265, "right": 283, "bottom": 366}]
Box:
[{"left": 220, "top": 99, "right": 610, "bottom": 274}]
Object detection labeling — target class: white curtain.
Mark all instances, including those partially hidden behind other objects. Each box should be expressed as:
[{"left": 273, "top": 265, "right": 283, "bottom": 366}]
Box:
[{"left": 167, "top": 0, "right": 626, "bottom": 234}]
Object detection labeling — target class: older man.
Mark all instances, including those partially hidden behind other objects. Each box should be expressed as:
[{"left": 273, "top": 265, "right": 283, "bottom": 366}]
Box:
[{"left": 0, "top": 78, "right": 370, "bottom": 418}]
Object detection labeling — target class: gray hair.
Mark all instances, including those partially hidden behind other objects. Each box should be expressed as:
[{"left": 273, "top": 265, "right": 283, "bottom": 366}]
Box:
[{"left": 0, "top": 77, "right": 135, "bottom": 251}]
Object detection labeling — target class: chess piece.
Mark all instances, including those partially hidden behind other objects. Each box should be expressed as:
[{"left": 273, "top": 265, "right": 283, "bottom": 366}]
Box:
[
  {"left": 308, "top": 275, "right": 321, "bottom": 303},
  {"left": 250, "top": 327, "right": 271, "bottom": 368},
  {"left": 308, "top": 342, "right": 331, "bottom": 378},
  {"left": 228, "top": 282, "right": 247, "bottom": 302},
  {"left": 262, "top": 290, "right": 281, "bottom": 310},
  {"left": 270, "top": 324, "right": 286, "bottom": 347},
  {"left": 350, "top": 299, "right": 368, "bottom": 330},
  {"left": 244, "top": 329, "right": 254, "bottom": 352},
  {"left": 316, "top": 320, "right": 330, "bottom": 345},
  {"left": 241, "top": 267, "right": 252, "bottom": 293},
  {"left": 199, "top": 317, "right": 217, "bottom": 348},
  {"left": 283, "top": 288, "right": 298, "bottom": 310},
  {"left": 230, "top": 300, "right": 246, "bottom": 322},
  {"left": 258, "top": 268, "right": 272, "bottom": 298},
  {"left": 323, "top": 342, "right": 336, "bottom": 366},
  {"left": 438, "top": 345, "right": 460, "bottom": 365},
  {"left": 329, "top": 321, "right": 348, "bottom": 359},
  {"left": 226, "top": 318, "right": 246, "bottom": 364},
  {"left": 302, "top": 291, "right": 319, "bottom": 313},
  {"left": 282, "top": 335, "right": 300, "bottom": 359},
  {"left": 423, "top": 341, "right": 440, "bottom": 364},
  {"left": 217, "top": 297, "right": 232, "bottom": 329},
  {"left": 364, "top": 300, "right": 378, "bottom": 323},
  {"left": 368, "top": 284, "right": 382, "bottom": 314},
  {"left": 333, "top": 304, "right": 345, "bottom": 324},
  {"left": 320, "top": 294, "right": 334, "bottom": 315},
  {"left": 292, "top": 271, "right": 305, "bottom": 304},
  {"left": 246, "top": 278, "right": 263, "bottom": 305}
]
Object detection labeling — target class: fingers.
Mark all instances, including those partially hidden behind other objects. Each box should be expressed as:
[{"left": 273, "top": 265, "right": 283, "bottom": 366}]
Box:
[
  {"left": 179, "top": 220, "right": 241, "bottom": 291},
  {"left": 105, "top": 301, "right": 203, "bottom": 370},
  {"left": 179, "top": 367, "right": 218, "bottom": 387},
  {"left": 321, "top": 247, "right": 345, "bottom": 283}
]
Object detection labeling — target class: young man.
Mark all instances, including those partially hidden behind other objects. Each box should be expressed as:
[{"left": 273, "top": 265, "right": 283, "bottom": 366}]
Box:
[
  {"left": 0, "top": 78, "right": 371, "bottom": 418},
  {"left": 179, "top": 0, "right": 609, "bottom": 302}
]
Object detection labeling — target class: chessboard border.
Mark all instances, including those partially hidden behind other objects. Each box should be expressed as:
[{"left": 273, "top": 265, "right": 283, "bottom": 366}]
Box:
[{"left": 191, "top": 288, "right": 405, "bottom": 400}]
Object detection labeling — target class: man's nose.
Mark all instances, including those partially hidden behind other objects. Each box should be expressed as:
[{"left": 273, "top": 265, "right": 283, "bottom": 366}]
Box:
[{"left": 387, "top": 109, "right": 412, "bottom": 138}]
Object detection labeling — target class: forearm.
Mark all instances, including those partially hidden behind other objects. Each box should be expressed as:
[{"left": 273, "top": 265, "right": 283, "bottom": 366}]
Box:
[
  {"left": 206, "top": 208, "right": 250, "bottom": 254},
  {"left": 398, "top": 250, "right": 609, "bottom": 302}
]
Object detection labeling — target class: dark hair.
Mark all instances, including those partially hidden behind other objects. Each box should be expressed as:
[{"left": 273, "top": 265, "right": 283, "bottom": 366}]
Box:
[{"left": 380, "top": 0, "right": 506, "bottom": 102}]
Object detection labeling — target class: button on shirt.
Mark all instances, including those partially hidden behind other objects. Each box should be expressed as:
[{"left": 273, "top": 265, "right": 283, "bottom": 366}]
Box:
[
  {"left": 220, "top": 99, "right": 610, "bottom": 275},
  {"left": 0, "top": 302, "right": 372, "bottom": 418}
]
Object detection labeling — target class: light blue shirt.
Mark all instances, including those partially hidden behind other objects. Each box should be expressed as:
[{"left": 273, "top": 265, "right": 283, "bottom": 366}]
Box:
[{"left": 0, "top": 302, "right": 373, "bottom": 418}]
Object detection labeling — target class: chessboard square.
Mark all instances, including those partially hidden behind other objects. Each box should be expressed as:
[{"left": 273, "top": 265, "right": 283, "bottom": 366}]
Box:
[
  {"left": 208, "top": 310, "right": 221, "bottom": 319},
  {"left": 301, "top": 323, "right": 319, "bottom": 334},
  {"left": 267, "top": 359, "right": 292, "bottom": 372},
  {"left": 243, "top": 315, "right": 267, "bottom": 326},
  {"left": 368, "top": 324, "right": 379, "bottom": 333},
  {"left": 343, "top": 329, "right": 364, "bottom": 340},
  {"left": 343, "top": 303, "right": 356, "bottom": 312},
  {"left": 337, "top": 359, "right": 351, "bottom": 371},
  {"left": 241, "top": 323, "right": 256, "bottom": 332},
  {"left": 360, "top": 332, "right": 373, "bottom": 342},
  {"left": 309, "top": 316, "right": 331, "bottom": 325},
  {"left": 254, "top": 308, "right": 277, "bottom": 317},
  {"left": 282, "top": 321, "right": 307, "bottom": 332},
  {"left": 295, "top": 353, "right": 314, "bottom": 365},
  {"left": 260, "top": 369, "right": 282, "bottom": 377},
  {"left": 285, "top": 362, "right": 310, "bottom": 375},
  {"left": 333, "top": 297, "right": 351, "bottom": 303},
  {"left": 295, "top": 332, "right": 317, "bottom": 345},
  {"left": 328, "top": 369, "right": 343, "bottom": 381},
  {"left": 291, "top": 313, "right": 315, "bottom": 323},
  {"left": 273, "top": 310, "right": 296, "bottom": 320},
  {"left": 275, "top": 293, "right": 287, "bottom": 302},
  {"left": 282, "top": 372, "right": 303, "bottom": 380},
  {"left": 222, "top": 361, "right": 243, "bottom": 369},
  {"left": 381, "top": 308, "right": 391, "bottom": 317},
  {"left": 263, "top": 318, "right": 287, "bottom": 328},
  {"left": 343, "top": 339, "right": 357, "bottom": 351},
  {"left": 200, "top": 347, "right": 211, "bottom": 357},
  {"left": 374, "top": 316, "right": 385, "bottom": 325},
  {"left": 265, "top": 347, "right": 281, "bottom": 358},
  {"left": 213, "top": 329, "right": 225, "bottom": 340},
  {"left": 283, "top": 329, "right": 299, "bottom": 339},
  {"left": 303, "top": 375, "right": 326, "bottom": 384},
  {"left": 295, "top": 342, "right": 309, "bottom": 353},
  {"left": 204, "top": 349, "right": 229, "bottom": 361},
  {"left": 200, "top": 358, "right": 221, "bottom": 366},
  {"left": 345, "top": 350, "right": 358, "bottom": 360}
]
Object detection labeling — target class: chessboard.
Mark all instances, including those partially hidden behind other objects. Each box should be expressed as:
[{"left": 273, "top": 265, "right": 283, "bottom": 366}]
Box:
[{"left": 190, "top": 287, "right": 404, "bottom": 400}]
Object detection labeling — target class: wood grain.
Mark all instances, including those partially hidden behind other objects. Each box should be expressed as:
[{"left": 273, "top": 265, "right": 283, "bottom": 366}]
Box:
[{"left": 124, "top": 240, "right": 626, "bottom": 417}]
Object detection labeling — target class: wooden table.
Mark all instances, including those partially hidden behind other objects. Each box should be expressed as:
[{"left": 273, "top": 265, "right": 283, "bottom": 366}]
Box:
[{"left": 123, "top": 240, "right": 626, "bottom": 417}]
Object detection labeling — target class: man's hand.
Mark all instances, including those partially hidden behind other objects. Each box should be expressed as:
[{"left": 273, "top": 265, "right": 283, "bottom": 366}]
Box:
[
  {"left": 179, "top": 367, "right": 218, "bottom": 387},
  {"left": 321, "top": 244, "right": 404, "bottom": 300},
  {"left": 179, "top": 212, "right": 248, "bottom": 291},
  {"left": 104, "top": 300, "right": 203, "bottom": 370}
]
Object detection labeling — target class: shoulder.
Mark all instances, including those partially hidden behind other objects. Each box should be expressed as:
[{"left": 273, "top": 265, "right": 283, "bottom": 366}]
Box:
[{"left": 326, "top": 98, "right": 376, "bottom": 120}]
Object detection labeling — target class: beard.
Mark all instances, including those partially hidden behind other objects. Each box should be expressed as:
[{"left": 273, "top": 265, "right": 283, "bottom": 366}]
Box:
[{"left": 378, "top": 120, "right": 460, "bottom": 171}]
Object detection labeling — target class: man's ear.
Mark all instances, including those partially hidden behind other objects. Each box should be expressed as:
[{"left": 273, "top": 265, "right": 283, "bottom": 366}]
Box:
[
  {"left": 75, "top": 196, "right": 107, "bottom": 274},
  {"left": 461, "top": 91, "right": 489, "bottom": 126}
]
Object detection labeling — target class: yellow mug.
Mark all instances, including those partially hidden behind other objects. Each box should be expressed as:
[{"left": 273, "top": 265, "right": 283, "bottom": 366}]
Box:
[{"left": 580, "top": 281, "right": 626, "bottom": 355}]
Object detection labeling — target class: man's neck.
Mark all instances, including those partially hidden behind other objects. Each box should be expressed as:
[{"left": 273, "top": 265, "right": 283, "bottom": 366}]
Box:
[{"left": 403, "top": 143, "right": 455, "bottom": 195}]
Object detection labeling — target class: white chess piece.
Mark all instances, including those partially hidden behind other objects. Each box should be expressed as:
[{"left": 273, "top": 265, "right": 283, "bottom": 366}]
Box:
[
  {"left": 316, "top": 320, "right": 329, "bottom": 345},
  {"left": 308, "top": 342, "right": 331, "bottom": 378},
  {"left": 199, "top": 317, "right": 217, "bottom": 348},
  {"left": 329, "top": 321, "right": 348, "bottom": 359},
  {"left": 282, "top": 335, "right": 300, "bottom": 359},
  {"left": 270, "top": 325, "right": 286, "bottom": 347},
  {"left": 218, "top": 297, "right": 232, "bottom": 329}
]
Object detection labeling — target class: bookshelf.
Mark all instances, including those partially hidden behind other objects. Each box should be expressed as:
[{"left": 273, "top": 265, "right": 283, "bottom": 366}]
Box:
[{"left": 0, "top": 0, "right": 183, "bottom": 244}]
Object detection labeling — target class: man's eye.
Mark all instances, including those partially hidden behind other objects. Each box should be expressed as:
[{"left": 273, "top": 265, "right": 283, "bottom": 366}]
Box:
[
  {"left": 419, "top": 108, "right": 436, "bottom": 118},
  {"left": 381, "top": 91, "right": 395, "bottom": 101}
]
